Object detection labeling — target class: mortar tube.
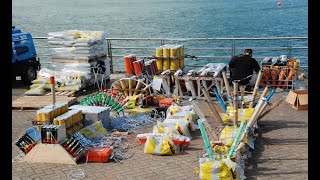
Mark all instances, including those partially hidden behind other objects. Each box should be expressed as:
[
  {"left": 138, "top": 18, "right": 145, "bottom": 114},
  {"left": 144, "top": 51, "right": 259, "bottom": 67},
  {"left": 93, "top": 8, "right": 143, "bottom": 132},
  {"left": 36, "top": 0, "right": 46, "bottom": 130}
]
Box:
[
  {"left": 258, "top": 85, "right": 270, "bottom": 104},
  {"left": 257, "top": 89, "right": 275, "bottom": 120},
  {"left": 213, "top": 88, "right": 227, "bottom": 112},
  {"left": 102, "top": 93, "right": 107, "bottom": 105},
  {"left": 198, "top": 119, "right": 214, "bottom": 159},
  {"left": 104, "top": 94, "right": 111, "bottom": 107},
  {"left": 227, "top": 121, "right": 245, "bottom": 159},
  {"left": 221, "top": 70, "right": 233, "bottom": 107},
  {"left": 233, "top": 80, "right": 240, "bottom": 127},
  {"left": 250, "top": 70, "right": 264, "bottom": 107},
  {"left": 108, "top": 97, "right": 115, "bottom": 107},
  {"left": 236, "top": 86, "right": 269, "bottom": 149}
]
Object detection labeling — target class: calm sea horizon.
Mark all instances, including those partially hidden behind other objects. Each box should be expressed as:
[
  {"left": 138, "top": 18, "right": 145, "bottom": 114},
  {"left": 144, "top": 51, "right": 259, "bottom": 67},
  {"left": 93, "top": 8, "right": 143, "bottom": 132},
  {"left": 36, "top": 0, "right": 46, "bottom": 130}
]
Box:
[{"left": 13, "top": 0, "right": 308, "bottom": 70}]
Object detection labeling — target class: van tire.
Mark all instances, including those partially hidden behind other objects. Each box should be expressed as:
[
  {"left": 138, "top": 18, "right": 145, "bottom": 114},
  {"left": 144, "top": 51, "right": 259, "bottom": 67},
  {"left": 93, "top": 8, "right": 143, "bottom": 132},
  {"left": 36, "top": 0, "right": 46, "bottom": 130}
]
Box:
[{"left": 22, "top": 66, "right": 37, "bottom": 85}]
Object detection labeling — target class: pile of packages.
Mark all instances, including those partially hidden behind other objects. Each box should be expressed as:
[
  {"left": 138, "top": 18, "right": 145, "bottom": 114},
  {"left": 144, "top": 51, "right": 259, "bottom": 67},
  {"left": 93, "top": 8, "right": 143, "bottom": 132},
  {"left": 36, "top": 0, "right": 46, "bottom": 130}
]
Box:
[
  {"left": 24, "top": 67, "right": 92, "bottom": 95},
  {"left": 136, "top": 104, "right": 198, "bottom": 155},
  {"left": 48, "top": 30, "right": 108, "bottom": 60}
]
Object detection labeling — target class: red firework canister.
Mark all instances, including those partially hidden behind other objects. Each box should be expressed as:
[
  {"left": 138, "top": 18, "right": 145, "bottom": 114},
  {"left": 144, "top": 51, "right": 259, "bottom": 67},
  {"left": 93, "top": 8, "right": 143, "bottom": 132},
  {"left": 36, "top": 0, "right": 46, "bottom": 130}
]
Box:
[
  {"left": 124, "top": 55, "right": 136, "bottom": 75},
  {"left": 133, "top": 59, "right": 145, "bottom": 76}
]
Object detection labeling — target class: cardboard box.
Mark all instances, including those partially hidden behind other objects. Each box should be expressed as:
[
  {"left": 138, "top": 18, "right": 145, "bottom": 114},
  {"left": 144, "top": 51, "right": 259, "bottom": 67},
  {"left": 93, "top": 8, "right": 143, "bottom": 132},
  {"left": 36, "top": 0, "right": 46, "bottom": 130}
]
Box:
[{"left": 286, "top": 90, "right": 308, "bottom": 110}]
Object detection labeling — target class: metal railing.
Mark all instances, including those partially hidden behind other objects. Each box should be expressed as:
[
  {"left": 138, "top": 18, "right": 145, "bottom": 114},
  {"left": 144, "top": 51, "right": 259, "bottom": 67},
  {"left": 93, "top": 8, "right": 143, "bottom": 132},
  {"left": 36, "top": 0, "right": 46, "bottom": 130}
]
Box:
[{"left": 32, "top": 36, "right": 308, "bottom": 73}]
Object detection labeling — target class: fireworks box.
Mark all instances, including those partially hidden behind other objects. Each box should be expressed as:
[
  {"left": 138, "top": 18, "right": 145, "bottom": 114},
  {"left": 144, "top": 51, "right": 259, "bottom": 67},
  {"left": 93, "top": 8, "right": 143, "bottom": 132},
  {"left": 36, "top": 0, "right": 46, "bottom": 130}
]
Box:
[{"left": 68, "top": 105, "right": 111, "bottom": 127}]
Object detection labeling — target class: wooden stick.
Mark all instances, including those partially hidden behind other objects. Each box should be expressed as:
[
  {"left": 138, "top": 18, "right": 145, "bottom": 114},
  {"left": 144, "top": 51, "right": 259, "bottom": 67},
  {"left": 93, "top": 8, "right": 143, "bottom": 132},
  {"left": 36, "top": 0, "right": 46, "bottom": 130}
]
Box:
[
  {"left": 250, "top": 70, "right": 264, "bottom": 107},
  {"left": 257, "top": 99, "right": 283, "bottom": 121},
  {"left": 201, "top": 88, "right": 223, "bottom": 126},
  {"left": 236, "top": 86, "right": 269, "bottom": 149},
  {"left": 221, "top": 70, "right": 233, "bottom": 107},
  {"left": 233, "top": 80, "right": 239, "bottom": 127}
]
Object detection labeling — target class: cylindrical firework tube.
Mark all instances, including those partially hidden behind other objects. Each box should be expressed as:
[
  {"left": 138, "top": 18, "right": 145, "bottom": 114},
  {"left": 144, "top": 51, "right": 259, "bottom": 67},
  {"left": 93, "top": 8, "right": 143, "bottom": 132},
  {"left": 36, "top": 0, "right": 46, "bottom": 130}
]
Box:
[
  {"left": 233, "top": 80, "right": 239, "bottom": 127},
  {"left": 213, "top": 88, "right": 227, "bottom": 112},
  {"left": 198, "top": 119, "right": 214, "bottom": 159},
  {"left": 227, "top": 121, "right": 245, "bottom": 159},
  {"left": 256, "top": 89, "right": 275, "bottom": 120},
  {"left": 222, "top": 70, "right": 233, "bottom": 107},
  {"left": 250, "top": 70, "right": 264, "bottom": 107},
  {"left": 236, "top": 86, "right": 269, "bottom": 150}
]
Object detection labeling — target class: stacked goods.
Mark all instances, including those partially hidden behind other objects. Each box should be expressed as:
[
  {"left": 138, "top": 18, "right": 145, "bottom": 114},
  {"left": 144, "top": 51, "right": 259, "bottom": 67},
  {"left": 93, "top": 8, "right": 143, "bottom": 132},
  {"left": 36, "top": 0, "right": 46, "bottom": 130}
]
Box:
[
  {"left": 53, "top": 109, "right": 84, "bottom": 137},
  {"left": 137, "top": 104, "right": 199, "bottom": 156},
  {"left": 260, "top": 55, "right": 300, "bottom": 89},
  {"left": 48, "top": 30, "right": 108, "bottom": 60},
  {"left": 24, "top": 67, "right": 92, "bottom": 95},
  {"left": 155, "top": 44, "right": 184, "bottom": 71},
  {"left": 36, "top": 102, "right": 69, "bottom": 124}
]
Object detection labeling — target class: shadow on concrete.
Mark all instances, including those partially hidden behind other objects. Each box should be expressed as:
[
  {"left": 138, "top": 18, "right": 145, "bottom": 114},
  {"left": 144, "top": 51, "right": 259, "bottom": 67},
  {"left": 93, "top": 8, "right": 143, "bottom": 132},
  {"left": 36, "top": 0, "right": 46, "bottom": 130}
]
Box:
[{"left": 245, "top": 120, "right": 308, "bottom": 179}]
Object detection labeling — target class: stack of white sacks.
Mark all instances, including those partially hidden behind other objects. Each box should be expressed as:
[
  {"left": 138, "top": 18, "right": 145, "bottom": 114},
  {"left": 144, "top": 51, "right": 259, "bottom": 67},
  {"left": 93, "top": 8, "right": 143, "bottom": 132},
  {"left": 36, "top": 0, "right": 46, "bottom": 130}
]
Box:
[
  {"left": 48, "top": 30, "right": 108, "bottom": 60},
  {"left": 47, "top": 30, "right": 110, "bottom": 87}
]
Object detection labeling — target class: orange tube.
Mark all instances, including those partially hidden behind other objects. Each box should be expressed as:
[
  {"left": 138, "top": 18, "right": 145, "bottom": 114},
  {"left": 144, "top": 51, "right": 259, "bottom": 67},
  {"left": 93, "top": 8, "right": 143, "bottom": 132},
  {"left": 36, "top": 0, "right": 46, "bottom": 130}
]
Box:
[
  {"left": 124, "top": 56, "right": 135, "bottom": 75},
  {"left": 271, "top": 66, "right": 279, "bottom": 89},
  {"left": 284, "top": 68, "right": 296, "bottom": 85},
  {"left": 133, "top": 60, "right": 143, "bottom": 76},
  {"left": 277, "top": 68, "right": 287, "bottom": 86},
  {"left": 263, "top": 67, "right": 271, "bottom": 85}
]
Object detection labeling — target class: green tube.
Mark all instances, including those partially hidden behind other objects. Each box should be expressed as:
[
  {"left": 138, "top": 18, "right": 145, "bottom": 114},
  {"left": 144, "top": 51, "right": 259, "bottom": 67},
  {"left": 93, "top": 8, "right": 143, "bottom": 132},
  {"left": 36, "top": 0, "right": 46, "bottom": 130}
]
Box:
[
  {"left": 197, "top": 119, "right": 214, "bottom": 159},
  {"left": 104, "top": 94, "right": 111, "bottom": 106},
  {"left": 102, "top": 93, "right": 107, "bottom": 104},
  {"left": 115, "top": 93, "right": 123, "bottom": 103},
  {"left": 113, "top": 102, "right": 123, "bottom": 110},
  {"left": 116, "top": 107, "right": 124, "bottom": 113},
  {"left": 108, "top": 98, "right": 114, "bottom": 106},
  {"left": 227, "top": 121, "right": 245, "bottom": 159}
]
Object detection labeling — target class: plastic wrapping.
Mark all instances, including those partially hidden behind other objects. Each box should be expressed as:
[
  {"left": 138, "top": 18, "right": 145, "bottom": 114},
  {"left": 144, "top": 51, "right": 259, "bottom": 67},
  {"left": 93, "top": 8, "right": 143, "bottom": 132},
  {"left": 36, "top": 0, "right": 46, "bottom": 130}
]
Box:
[
  {"left": 144, "top": 134, "right": 180, "bottom": 155},
  {"left": 48, "top": 30, "right": 108, "bottom": 60},
  {"left": 199, "top": 158, "right": 240, "bottom": 180},
  {"left": 197, "top": 63, "right": 227, "bottom": 77},
  {"left": 219, "top": 107, "right": 254, "bottom": 124}
]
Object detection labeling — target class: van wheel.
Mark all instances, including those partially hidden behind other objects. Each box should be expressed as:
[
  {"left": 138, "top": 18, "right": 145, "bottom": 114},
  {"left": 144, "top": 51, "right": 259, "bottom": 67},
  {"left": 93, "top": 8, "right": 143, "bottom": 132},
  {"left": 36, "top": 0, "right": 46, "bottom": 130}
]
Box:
[{"left": 22, "top": 66, "right": 37, "bottom": 85}]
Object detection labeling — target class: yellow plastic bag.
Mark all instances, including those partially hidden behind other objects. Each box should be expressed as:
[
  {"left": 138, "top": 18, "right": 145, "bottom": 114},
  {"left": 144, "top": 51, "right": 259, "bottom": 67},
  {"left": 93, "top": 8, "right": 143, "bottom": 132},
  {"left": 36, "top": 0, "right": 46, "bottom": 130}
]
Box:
[
  {"left": 199, "top": 158, "right": 238, "bottom": 180},
  {"left": 144, "top": 135, "right": 179, "bottom": 155}
]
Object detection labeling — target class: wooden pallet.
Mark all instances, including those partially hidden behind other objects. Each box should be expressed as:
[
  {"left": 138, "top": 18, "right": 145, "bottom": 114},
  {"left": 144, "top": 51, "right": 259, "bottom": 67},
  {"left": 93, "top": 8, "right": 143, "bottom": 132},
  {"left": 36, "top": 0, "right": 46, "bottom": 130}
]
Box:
[
  {"left": 12, "top": 96, "right": 77, "bottom": 110},
  {"left": 51, "top": 55, "right": 107, "bottom": 63},
  {"left": 45, "top": 91, "right": 76, "bottom": 97}
]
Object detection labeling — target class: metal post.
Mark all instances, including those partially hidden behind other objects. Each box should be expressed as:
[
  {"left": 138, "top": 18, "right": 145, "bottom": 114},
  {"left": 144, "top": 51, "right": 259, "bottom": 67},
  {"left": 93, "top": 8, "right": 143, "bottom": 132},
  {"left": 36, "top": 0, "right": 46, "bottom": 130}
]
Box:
[{"left": 50, "top": 76, "right": 56, "bottom": 107}]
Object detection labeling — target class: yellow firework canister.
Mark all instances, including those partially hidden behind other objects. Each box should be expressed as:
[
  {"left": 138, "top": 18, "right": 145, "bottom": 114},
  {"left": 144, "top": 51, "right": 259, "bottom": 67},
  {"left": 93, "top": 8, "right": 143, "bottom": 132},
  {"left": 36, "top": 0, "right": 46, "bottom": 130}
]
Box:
[
  {"left": 170, "top": 47, "right": 178, "bottom": 58},
  {"left": 155, "top": 47, "right": 163, "bottom": 57},
  {"left": 163, "top": 46, "right": 170, "bottom": 58},
  {"left": 156, "top": 58, "right": 163, "bottom": 71},
  {"left": 180, "top": 57, "right": 185, "bottom": 68},
  {"left": 163, "top": 59, "right": 170, "bottom": 70},
  {"left": 37, "top": 111, "right": 42, "bottom": 121},
  {"left": 170, "top": 59, "right": 180, "bottom": 71}
]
